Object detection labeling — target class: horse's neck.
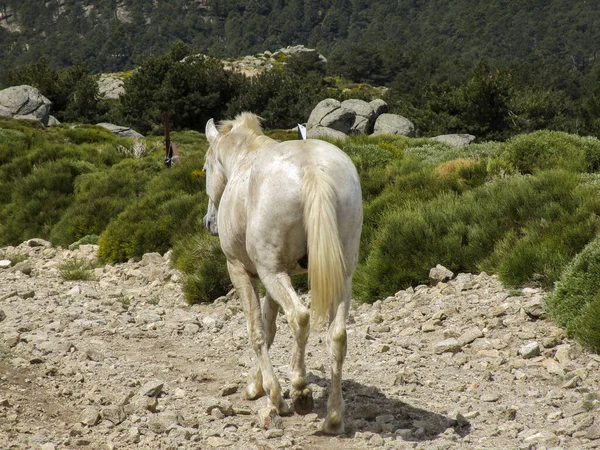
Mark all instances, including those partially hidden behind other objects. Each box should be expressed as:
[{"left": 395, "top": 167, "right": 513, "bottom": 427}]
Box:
[{"left": 220, "top": 135, "right": 277, "bottom": 177}]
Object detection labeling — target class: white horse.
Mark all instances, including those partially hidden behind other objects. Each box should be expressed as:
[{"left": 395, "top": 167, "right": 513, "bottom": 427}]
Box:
[{"left": 203, "top": 113, "right": 362, "bottom": 434}]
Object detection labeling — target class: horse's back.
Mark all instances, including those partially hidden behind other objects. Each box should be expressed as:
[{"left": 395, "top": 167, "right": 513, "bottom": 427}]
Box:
[{"left": 246, "top": 139, "right": 362, "bottom": 273}]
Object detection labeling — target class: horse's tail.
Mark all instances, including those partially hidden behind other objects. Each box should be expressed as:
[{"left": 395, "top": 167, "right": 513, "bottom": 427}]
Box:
[{"left": 302, "top": 167, "right": 346, "bottom": 322}]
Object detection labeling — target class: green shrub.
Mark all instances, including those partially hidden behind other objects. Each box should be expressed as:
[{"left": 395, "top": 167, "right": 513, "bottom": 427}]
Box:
[
  {"left": 548, "top": 236, "right": 600, "bottom": 351},
  {"left": 354, "top": 170, "right": 600, "bottom": 301},
  {"left": 60, "top": 259, "right": 95, "bottom": 281},
  {"left": 0, "top": 158, "right": 96, "bottom": 244},
  {"left": 500, "top": 131, "right": 600, "bottom": 174},
  {"left": 50, "top": 158, "right": 162, "bottom": 246},
  {"left": 171, "top": 232, "right": 231, "bottom": 304},
  {"left": 62, "top": 126, "right": 116, "bottom": 144}
]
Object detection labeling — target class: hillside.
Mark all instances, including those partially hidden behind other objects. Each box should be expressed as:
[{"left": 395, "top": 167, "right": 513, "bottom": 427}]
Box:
[{"left": 1, "top": 0, "right": 600, "bottom": 82}]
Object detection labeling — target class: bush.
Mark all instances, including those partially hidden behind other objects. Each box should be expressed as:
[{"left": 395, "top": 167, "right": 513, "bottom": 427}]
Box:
[
  {"left": 500, "top": 131, "right": 600, "bottom": 174},
  {"left": 97, "top": 190, "right": 205, "bottom": 263},
  {"left": 50, "top": 158, "right": 162, "bottom": 246},
  {"left": 0, "top": 158, "right": 96, "bottom": 244},
  {"left": 548, "top": 236, "right": 600, "bottom": 351},
  {"left": 354, "top": 170, "right": 600, "bottom": 301},
  {"left": 171, "top": 232, "right": 231, "bottom": 304},
  {"left": 59, "top": 259, "right": 95, "bottom": 281}
]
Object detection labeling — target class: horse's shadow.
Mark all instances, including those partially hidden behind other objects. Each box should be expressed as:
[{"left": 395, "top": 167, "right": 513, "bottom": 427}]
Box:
[{"left": 303, "top": 373, "right": 471, "bottom": 441}]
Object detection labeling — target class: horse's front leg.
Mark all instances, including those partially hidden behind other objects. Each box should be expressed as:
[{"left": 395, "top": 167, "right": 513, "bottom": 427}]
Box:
[
  {"left": 259, "top": 271, "right": 313, "bottom": 415},
  {"left": 227, "top": 262, "right": 288, "bottom": 415},
  {"left": 246, "top": 293, "right": 279, "bottom": 400},
  {"left": 323, "top": 278, "right": 351, "bottom": 435}
]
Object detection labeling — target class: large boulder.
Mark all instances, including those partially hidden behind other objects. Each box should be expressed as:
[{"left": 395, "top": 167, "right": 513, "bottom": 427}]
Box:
[
  {"left": 306, "top": 126, "right": 349, "bottom": 141},
  {"left": 372, "top": 113, "right": 415, "bottom": 137},
  {"left": 97, "top": 123, "right": 144, "bottom": 139},
  {"left": 98, "top": 75, "right": 125, "bottom": 100},
  {"left": 431, "top": 134, "right": 476, "bottom": 147},
  {"left": 370, "top": 99, "right": 388, "bottom": 118},
  {"left": 0, "top": 85, "right": 52, "bottom": 126},
  {"left": 307, "top": 99, "right": 355, "bottom": 135},
  {"left": 342, "top": 99, "right": 375, "bottom": 134}
]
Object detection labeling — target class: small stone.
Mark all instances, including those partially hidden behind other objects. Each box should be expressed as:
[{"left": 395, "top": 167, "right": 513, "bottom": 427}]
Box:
[
  {"left": 458, "top": 327, "right": 484, "bottom": 345},
  {"left": 147, "top": 410, "right": 181, "bottom": 434},
  {"left": 395, "top": 428, "right": 413, "bottom": 440},
  {"left": 0, "top": 310, "right": 7, "bottom": 322},
  {"left": 429, "top": 264, "right": 454, "bottom": 284},
  {"left": 183, "top": 323, "right": 200, "bottom": 336},
  {"left": 0, "top": 260, "right": 11, "bottom": 269},
  {"left": 85, "top": 349, "right": 104, "bottom": 362},
  {"left": 547, "top": 410, "right": 563, "bottom": 422},
  {"left": 481, "top": 393, "right": 501, "bottom": 402},
  {"left": 11, "top": 261, "right": 32, "bottom": 275},
  {"left": 168, "top": 425, "right": 191, "bottom": 440},
  {"left": 21, "top": 290, "right": 35, "bottom": 299},
  {"left": 463, "top": 410, "right": 480, "bottom": 419},
  {"left": 258, "top": 406, "right": 283, "bottom": 429},
  {"left": 27, "top": 238, "right": 52, "bottom": 247},
  {"left": 201, "top": 397, "right": 234, "bottom": 416},
  {"left": 211, "top": 408, "right": 225, "bottom": 419},
  {"left": 219, "top": 384, "right": 238, "bottom": 397},
  {"left": 81, "top": 407, "right": 101, "bottom": 426},
  {"left": 586, "top": 424, "right": 600, "bottom": 440},
  {"left": 128, "top": 427, "right": 141, "bottom": 443},
  {"left": 139, "top": 380, "right": 164, "bottom": 397},
  {"left": 101, "top": 405, "right": 127, "bottom": 425},
  {"left": 206, "top": 437, "right": 233, "bottom": 447},
  {"left": 544, "top": 360, "right": 564, "bottom": 376},
  {"left": 554, "top": 344, "right": 571, "bottom": 364},
  {"left": 377, "top": 344, "right": 390, "bottom": 353},
  {"left": 265, "top": 428, "right": 284, "bottom": 439},
  {"left": 562, "top": 376, "right": 580, "bottom": 389},
  {"left": 233, "top": 406, "right": 252, "bottom": 415},
  {"left": 40, "top": 444, "right": 56, "bottom": 450},
  {"left": 519, "top": 342, "right": 540, "bottom": 359},
  {"left": 523, "top": 297, "right": 545, "bottom": 319},
  {"left": 434, "top": 338, "right": 462, "bottom": 354},
  {"left": 421, "top": 320, "right": 439, "bottom": 332}
]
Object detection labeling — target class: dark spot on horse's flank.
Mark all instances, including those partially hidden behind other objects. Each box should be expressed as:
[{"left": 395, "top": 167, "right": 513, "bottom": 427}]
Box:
[{"left": 298, "top": 254, "right": 308, "bottom": 269}]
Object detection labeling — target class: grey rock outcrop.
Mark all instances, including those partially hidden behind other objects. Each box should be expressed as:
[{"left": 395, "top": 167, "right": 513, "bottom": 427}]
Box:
[
  {"left": 342, "top": 99, "right": 375, "bottom": 134},
  {"left": 372, "top": 113, "right": 415, "bottom": 137},
  {"left": 370, "top": 99, "right": 388, "bottom": 117},
  {"left": 431, "top": 134, "right": 476, "bottom": 147},
  {"left": 98, "top": 75, "right": 125, "bottom": 100},
  {"left": 306, "top": 126, "right": 349, "bottom": 141},
  {"left": 0, "top": 85, "right": 52, "bottom": 126},
  {"left": 306, "top": 99, "right": 355, "bottom": 135},
  {"left": 96, "top": 123, "right": 144, "bottom": 139}
]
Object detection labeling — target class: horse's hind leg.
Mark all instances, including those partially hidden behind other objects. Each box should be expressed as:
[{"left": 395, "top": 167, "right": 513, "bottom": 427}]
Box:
[
  {"left": 246, "top": 293, "right": 279, "bottom": 400},
  {"left": 259, "top": 271, "right": 313, "bottom": 415},
  {"left": 323, "top": 278, "right": 351, "bottom": 435},
  {"left": 227, "top": 262, "right": 288, "bottom": 414}
]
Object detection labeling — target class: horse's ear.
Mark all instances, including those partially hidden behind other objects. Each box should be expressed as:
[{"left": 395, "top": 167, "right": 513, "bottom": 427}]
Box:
[{"left": 205, "top": 119, "right": 219, "bottom": 144}]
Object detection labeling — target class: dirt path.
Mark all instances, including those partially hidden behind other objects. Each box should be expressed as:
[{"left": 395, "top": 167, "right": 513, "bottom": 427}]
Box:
[{"left": 1, "top": 241, "right": 600, "bottom": 449}]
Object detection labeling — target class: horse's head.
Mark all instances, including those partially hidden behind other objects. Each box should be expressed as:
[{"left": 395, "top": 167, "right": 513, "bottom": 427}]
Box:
[{"left": 203, "top": 118, "right": 226, "bottom": 236}]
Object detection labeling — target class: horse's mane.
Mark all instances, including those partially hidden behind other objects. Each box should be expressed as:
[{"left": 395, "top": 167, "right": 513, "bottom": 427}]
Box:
[
  {"left": 218, "top": 112, "right": 264, "bottom": 136},
  {"left": 218, "top": 112, "right": 275, "bottom": 151}
]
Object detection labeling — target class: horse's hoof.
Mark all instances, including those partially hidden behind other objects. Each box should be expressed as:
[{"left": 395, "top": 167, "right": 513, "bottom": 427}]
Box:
[
  {"left": 291, "top": 387, "right": 314, "bottom": 415},
  {"left": 277, "top": 399, "right": 293, "bottom": 417},
  {"left": 323, "top": 417, "right": 345, "bottom": 435},
  {"left": 245, "top": 382, "right": 265, "bottom": 400}
]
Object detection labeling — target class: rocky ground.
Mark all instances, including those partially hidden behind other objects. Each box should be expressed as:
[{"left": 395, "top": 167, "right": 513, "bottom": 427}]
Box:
[{"left": 1, "top": 240, "right": 600, "bottom": 450}]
